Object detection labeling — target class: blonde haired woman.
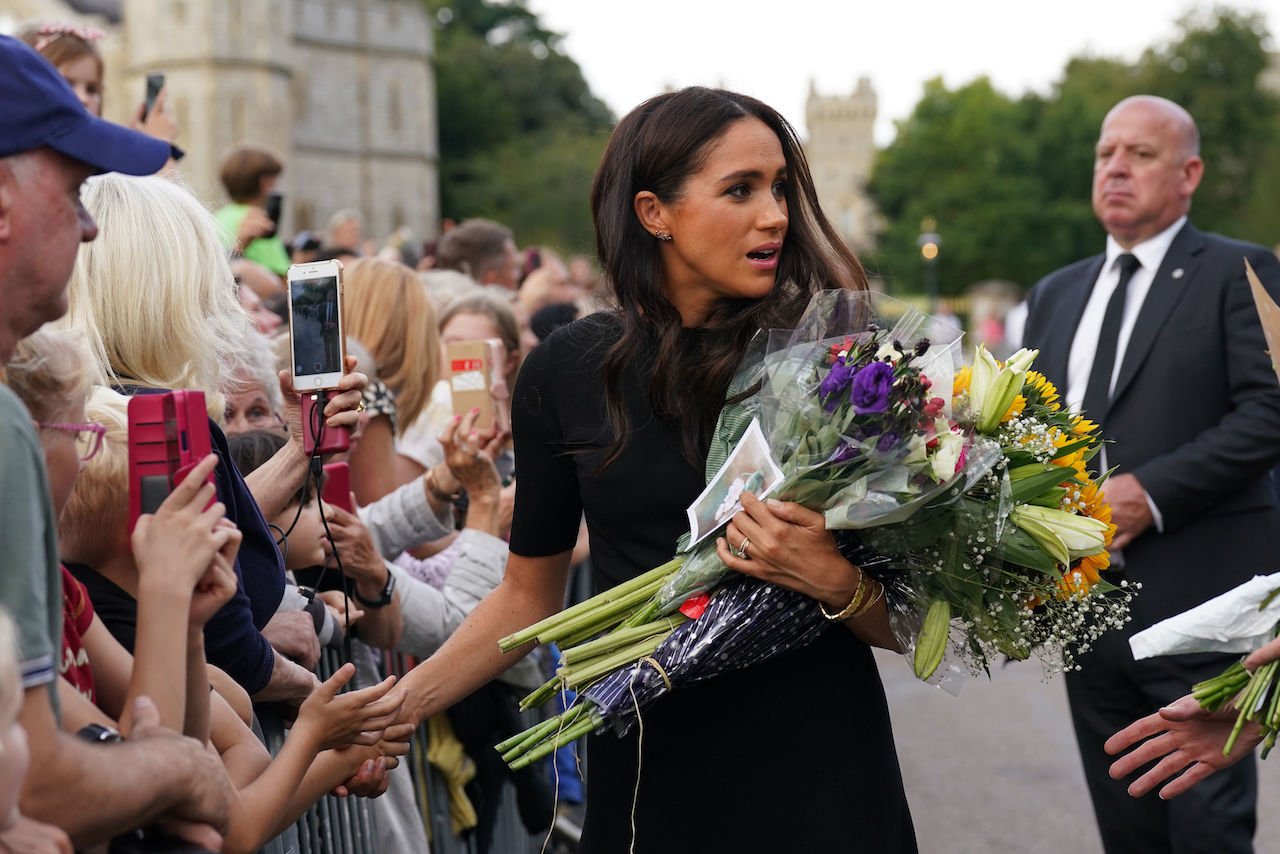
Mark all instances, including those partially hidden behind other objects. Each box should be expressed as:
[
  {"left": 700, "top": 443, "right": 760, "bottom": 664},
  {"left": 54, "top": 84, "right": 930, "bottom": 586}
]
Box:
[
  {"left": 57, "top": 174, "right": 365, "bottom": 705},
  {"left": 342, "top": 257, "right": 445, "bottom": 501}
]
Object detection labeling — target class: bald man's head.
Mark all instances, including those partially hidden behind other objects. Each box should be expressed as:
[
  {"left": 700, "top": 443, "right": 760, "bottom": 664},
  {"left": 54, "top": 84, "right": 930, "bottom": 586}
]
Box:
[{"left": 1092, "top": 96, "right": 1204, "bottom": 248}]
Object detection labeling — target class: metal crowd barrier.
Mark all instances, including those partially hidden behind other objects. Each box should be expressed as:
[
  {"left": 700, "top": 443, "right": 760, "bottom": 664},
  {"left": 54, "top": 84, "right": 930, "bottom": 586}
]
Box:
[{"left": 253, "top": 647, "right": 552, "bottom": 854}]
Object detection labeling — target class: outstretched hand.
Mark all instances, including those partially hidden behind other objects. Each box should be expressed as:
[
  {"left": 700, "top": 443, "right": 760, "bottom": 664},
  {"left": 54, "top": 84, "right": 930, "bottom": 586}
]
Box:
[
  {"left": 293, "top": 663, "right": 402, "bottom": 752},
  {"left": 1104, "top": 694, "right": 1263, "bottom": 799}
]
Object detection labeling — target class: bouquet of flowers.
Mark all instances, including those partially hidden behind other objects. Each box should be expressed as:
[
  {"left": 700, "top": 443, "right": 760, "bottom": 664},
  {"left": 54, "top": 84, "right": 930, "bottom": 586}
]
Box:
[{"left": 495, "top": 291, "right": 1134, "bottom": 771}]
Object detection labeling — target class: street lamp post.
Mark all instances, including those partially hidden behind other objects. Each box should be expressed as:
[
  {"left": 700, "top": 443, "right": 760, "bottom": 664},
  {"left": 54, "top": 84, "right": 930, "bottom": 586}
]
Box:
[{"left": 917, "top": 217, "right": 941, "bottom": 313}]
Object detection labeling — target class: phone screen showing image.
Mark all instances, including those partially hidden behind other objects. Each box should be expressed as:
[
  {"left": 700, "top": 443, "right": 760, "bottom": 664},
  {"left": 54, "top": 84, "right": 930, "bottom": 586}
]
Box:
[{"left": 290, "top": 275, "right": 342, "bottom": 380}]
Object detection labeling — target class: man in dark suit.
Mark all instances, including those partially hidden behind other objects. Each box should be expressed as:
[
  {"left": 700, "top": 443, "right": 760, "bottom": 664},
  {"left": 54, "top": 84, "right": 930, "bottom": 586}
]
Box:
[{"left": 1024, "top": 95, "right": 1280, "bottom": 854}]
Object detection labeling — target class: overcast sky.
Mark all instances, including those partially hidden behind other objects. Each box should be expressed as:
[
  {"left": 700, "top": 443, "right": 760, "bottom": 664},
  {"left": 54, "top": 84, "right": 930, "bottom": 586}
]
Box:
[{"left": 525, "top": 0, "right": 1279, "bottom": 145}]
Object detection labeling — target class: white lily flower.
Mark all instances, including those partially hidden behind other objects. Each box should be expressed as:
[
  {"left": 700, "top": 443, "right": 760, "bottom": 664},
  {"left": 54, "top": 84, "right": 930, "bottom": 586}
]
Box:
[
  {"left": 969, "top": 345, "right": 1039, "bottom": 433},
  {"left": 1010, "top": 504, "right": 1109, "bottom": 566},
  {"left": 930, "top": 431, "right": 964, "bottom": 482}
]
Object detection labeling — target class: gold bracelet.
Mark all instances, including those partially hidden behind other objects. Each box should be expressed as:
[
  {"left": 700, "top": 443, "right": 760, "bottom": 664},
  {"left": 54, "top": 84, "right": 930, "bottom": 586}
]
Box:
[
  {"left": 819, "top": 571, "right": 866, "bottom": 622},
  {"left": 851, "top": 581, "right": 886, "bottom": 619},
  {"left": 424, "top": 467, "right": 462, "bottom": 502}
]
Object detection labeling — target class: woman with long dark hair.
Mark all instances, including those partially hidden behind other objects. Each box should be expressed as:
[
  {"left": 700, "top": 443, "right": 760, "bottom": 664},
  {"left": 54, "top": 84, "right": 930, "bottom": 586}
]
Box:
[{"left": 391, "top": 87, "right": 916, "bottom": 852}]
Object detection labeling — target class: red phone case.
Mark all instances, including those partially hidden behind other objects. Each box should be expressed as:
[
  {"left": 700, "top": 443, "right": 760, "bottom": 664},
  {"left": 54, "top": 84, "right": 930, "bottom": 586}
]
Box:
[
  {"left": 301, "top": 391, "right": 351, "bottom": 456},
  {"left": 321, "top": 461, "right": 354, "bottom": 514},
  {"left": 127, "top": 390, "right": 215, "bottom": 534}
]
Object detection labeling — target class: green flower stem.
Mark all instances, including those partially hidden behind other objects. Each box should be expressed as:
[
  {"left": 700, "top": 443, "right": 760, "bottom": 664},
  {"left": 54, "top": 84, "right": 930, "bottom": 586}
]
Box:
[
  {"left": 556, "top": 607, "right": 639, "bottom": 649},
  {"left": 558, "top": 633, "right": 670, "bottom": 691},
  {"left": 560, "top": 616, "right": 688, "bottom": 666},
  {"left": 499, "top": 703, "right": 588, "bottom": 761},
  {"left": 537, "top": 579, "right": 672, "bottom": 648},
  {"left": 517, "top": 674, "right": 566, "bottom": 713},
  {"left": 498, "top": 557, "right": 684, "bottom": 652},
  {"left": 508, "top": 711, "right": 602, "bottom": 770}
]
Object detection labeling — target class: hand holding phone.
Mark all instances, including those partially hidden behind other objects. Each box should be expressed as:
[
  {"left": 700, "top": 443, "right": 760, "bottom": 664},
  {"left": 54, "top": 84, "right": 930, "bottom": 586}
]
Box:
[
  {"left": 262, "top": 191, "right": 284, "bottom": 240},
  {"left": 446, "top": 339, "right": 511, "bottom": 433},
  {"left": 142, "top": 72, "right": 165, "bottom": 121}
]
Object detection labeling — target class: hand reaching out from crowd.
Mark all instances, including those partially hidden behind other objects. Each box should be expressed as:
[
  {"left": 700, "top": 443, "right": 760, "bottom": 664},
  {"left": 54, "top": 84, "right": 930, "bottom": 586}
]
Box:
[
  {"left": 1105, "top": 693, "right": 1263, "bottom": 799},
  {"left": 291, "top": 664, "right": 402, "bottom": 753},
  {"left": 329, "top": 722, "right": 415, "bottom": 798}
]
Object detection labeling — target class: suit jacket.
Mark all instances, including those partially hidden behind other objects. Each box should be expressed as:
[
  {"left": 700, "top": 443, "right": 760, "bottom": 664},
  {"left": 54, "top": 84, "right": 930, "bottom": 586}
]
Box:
[{"left": 1025, "top": 222, "right": 1280, "bottom": 630}]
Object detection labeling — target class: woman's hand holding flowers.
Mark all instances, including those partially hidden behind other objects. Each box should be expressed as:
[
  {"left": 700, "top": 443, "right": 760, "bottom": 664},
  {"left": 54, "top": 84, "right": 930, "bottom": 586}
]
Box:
[{"left": 716, "top": 492, "right": 860, "bottom": 612}]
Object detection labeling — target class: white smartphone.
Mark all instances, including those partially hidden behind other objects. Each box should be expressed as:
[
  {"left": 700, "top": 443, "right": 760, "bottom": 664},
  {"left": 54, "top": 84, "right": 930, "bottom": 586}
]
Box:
[{"left": 286, "top": 259, "right": 347, "bottom": 391}]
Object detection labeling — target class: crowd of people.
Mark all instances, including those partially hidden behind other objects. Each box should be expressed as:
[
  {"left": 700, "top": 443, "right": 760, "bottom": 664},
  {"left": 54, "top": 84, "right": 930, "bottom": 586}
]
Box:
[{"left": 4, "top": 14, "right": 1280, "bottom": 854}]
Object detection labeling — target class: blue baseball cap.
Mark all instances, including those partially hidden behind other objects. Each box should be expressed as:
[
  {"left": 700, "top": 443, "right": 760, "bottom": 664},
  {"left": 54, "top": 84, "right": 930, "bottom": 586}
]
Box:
[{"left": 0, "top": 34, "right": 171, "bottom": 175}]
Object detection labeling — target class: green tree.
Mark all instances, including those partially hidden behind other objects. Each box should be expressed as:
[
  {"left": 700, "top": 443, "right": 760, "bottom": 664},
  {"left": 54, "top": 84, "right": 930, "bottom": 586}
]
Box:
[
  {"left": 866, "top": 6, "right": 1280, "bottom": 296},
  {"left": 1136, "top": 7, "right": 1280, "bottom": 242},
  {"left": 424, "top": 0, "right": 614, "bottom": 253}
]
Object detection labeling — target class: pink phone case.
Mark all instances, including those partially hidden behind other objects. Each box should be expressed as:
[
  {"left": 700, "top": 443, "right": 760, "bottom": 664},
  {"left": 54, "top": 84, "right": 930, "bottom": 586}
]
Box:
[{"left": 127, "top": 390, "right": 215, "bottom": 534}]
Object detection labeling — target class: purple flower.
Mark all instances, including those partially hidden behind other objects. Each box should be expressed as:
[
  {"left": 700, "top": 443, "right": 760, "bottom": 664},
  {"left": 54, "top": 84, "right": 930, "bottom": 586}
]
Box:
[
  {"left": 819, "top": 360, "right": 856, "bottom": 412},
  {"left": 850, "top": 360, "right": 894, "bottom": 415},
  {"left": 832, "top": 442, "right": 860, "bottom": 464},
  {"left": 877, "top": 431, "right": 901, "bottom": 452}
]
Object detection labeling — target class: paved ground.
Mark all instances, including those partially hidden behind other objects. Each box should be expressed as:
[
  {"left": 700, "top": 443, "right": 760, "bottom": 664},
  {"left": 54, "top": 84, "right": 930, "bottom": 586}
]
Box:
[{"left": 874, "top": 649, "right": 1280, "bottom": 853}]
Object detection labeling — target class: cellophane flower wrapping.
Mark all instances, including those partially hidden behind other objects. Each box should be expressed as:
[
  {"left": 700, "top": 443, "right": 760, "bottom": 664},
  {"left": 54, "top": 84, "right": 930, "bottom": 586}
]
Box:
[{"left": 649, "top": 289, "right": 967, "bottom": 615}]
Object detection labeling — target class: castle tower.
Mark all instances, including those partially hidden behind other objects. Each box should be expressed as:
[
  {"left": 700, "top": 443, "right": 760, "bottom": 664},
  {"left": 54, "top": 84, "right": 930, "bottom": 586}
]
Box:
[
  {"left": 805, "top": 76, "right": 878, "bottom": 251},
  {"left": 7, "top": 0, "right": 439, "bottom": 244}
]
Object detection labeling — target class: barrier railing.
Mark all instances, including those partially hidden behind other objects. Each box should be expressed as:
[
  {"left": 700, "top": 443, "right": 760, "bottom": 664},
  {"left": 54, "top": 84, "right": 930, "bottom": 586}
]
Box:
[{"left": 254, "top": 647, "right": 555, "bottom": 853}]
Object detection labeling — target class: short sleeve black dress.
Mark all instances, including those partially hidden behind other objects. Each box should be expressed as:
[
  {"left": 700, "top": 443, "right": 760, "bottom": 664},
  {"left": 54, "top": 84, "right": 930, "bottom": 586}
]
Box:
[{"left": 509, "top": 314, "right": 917, "bottom": 854}]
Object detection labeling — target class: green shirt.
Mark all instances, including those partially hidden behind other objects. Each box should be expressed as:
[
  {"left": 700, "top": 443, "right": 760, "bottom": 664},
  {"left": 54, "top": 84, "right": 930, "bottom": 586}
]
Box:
[
  {"left": 214, "top": 202, "right": 292, "bottom": 276},
  {"left": 0, "top": 385, "right": 63, "bottom": 718}
]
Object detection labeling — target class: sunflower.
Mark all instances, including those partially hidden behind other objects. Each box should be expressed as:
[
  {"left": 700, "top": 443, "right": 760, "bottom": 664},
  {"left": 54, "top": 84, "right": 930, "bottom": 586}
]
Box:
[
  {"left": 1070, "top": 414, "right": 1100, "bottom": 438},
  {"left": 1024, "top": 370, "right": 1061, "bottom": 411},
  {"left": 1049, "top": 427, "right": 1088, "bottom": 478},
  {"left": 953, "top": 365, "right": 972, "bottom": 398},
  {"left": 1000, "top": 394, "right": 1027, "bottom": 423}
]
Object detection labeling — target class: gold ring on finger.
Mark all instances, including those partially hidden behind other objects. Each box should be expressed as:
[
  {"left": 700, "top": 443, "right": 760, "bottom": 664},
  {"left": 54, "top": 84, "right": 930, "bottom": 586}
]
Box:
[{"left": 738, "top": 536, "right": 751, "bottom": 559}]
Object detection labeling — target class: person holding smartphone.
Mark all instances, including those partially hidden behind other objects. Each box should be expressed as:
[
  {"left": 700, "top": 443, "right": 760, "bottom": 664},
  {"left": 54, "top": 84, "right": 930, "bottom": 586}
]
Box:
[{"left": 214, "top": 144, "right": 290, "bottom": 277}]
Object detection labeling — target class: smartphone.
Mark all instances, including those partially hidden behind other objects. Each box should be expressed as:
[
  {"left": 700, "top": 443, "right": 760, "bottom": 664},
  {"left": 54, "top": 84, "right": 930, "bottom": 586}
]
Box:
[
  {"left": 321, "top": 461, "right": 354, "bottom": 514},
  {"left": 142, "top": 72, "right": 165, "bottom": 121},
  {"left": 262, "top": 190, "right": 283, "bottom": 240},
  {"left": 287, "top": 259, "right": 346, "bottom": 392},
  {"left": 446, "top": 338, "right": 511, "bottom": 433},
  {"left": 127, "top": 390, "right": 215, "bottom": 534}
]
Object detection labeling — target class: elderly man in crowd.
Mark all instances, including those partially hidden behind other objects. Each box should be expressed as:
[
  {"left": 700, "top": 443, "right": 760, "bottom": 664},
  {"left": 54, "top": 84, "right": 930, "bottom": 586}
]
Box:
[{"left": 0, "top": 35, "right": 232, "bottom": 851}]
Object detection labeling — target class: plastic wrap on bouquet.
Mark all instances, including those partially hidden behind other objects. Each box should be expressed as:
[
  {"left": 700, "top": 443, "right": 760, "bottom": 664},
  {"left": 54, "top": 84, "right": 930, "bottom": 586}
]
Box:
[
  {"left": 582, "top": 577, "right": 828, "bottom": 737},
  {"left": 649, "top": 290, "right": 968, "bottom": 615}
]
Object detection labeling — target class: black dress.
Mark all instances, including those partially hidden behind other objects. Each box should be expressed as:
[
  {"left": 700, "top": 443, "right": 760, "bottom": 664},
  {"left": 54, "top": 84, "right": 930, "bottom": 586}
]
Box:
[{"left": 509, "top": 314, "right": 917, "bottom": 854}]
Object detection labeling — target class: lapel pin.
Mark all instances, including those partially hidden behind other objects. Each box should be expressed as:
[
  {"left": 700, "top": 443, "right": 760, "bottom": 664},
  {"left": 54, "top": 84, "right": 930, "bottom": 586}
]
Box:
[{"left": 1172, "top": 268, "right": 1185, "bottom": 279}]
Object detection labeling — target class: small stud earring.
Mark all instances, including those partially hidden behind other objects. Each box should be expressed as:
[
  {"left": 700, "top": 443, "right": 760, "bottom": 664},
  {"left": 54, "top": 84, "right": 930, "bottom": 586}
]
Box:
[{"left": 654, "top": 231, "right": 672, "bottom": 241}]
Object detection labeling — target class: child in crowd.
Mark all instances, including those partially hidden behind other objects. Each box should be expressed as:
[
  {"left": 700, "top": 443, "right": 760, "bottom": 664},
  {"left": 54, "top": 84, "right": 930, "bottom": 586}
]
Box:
[
  {"left": 20, "top": 22, "right": 180, "bottom": 150},
  {"left": 6, "top": 330, "right": 407, "bottom": 852}
]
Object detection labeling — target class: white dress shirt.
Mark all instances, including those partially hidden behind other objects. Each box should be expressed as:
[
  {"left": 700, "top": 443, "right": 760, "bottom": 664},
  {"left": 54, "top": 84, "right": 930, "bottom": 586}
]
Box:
[{"left": 1065, "top": 215, "right": 1187, "bottom": 536}]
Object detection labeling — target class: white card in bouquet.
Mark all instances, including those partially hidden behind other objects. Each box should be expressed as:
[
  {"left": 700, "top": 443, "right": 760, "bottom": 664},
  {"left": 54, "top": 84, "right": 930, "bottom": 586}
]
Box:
[
  {"left": 1129, "top": 572, "right": 1280, "bottom": 660},
  {"left": 686, "top": 417, "right": 785, "bottom": 549}
]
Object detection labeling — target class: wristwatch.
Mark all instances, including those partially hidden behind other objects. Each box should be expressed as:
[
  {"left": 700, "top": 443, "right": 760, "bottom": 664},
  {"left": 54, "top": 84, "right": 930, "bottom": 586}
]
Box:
[
  {"left": 76, "top": 723, "right": 124, "bottom": 744},
  {"left": 353, "top": 567, "right": 396, "bottom": 609}
]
